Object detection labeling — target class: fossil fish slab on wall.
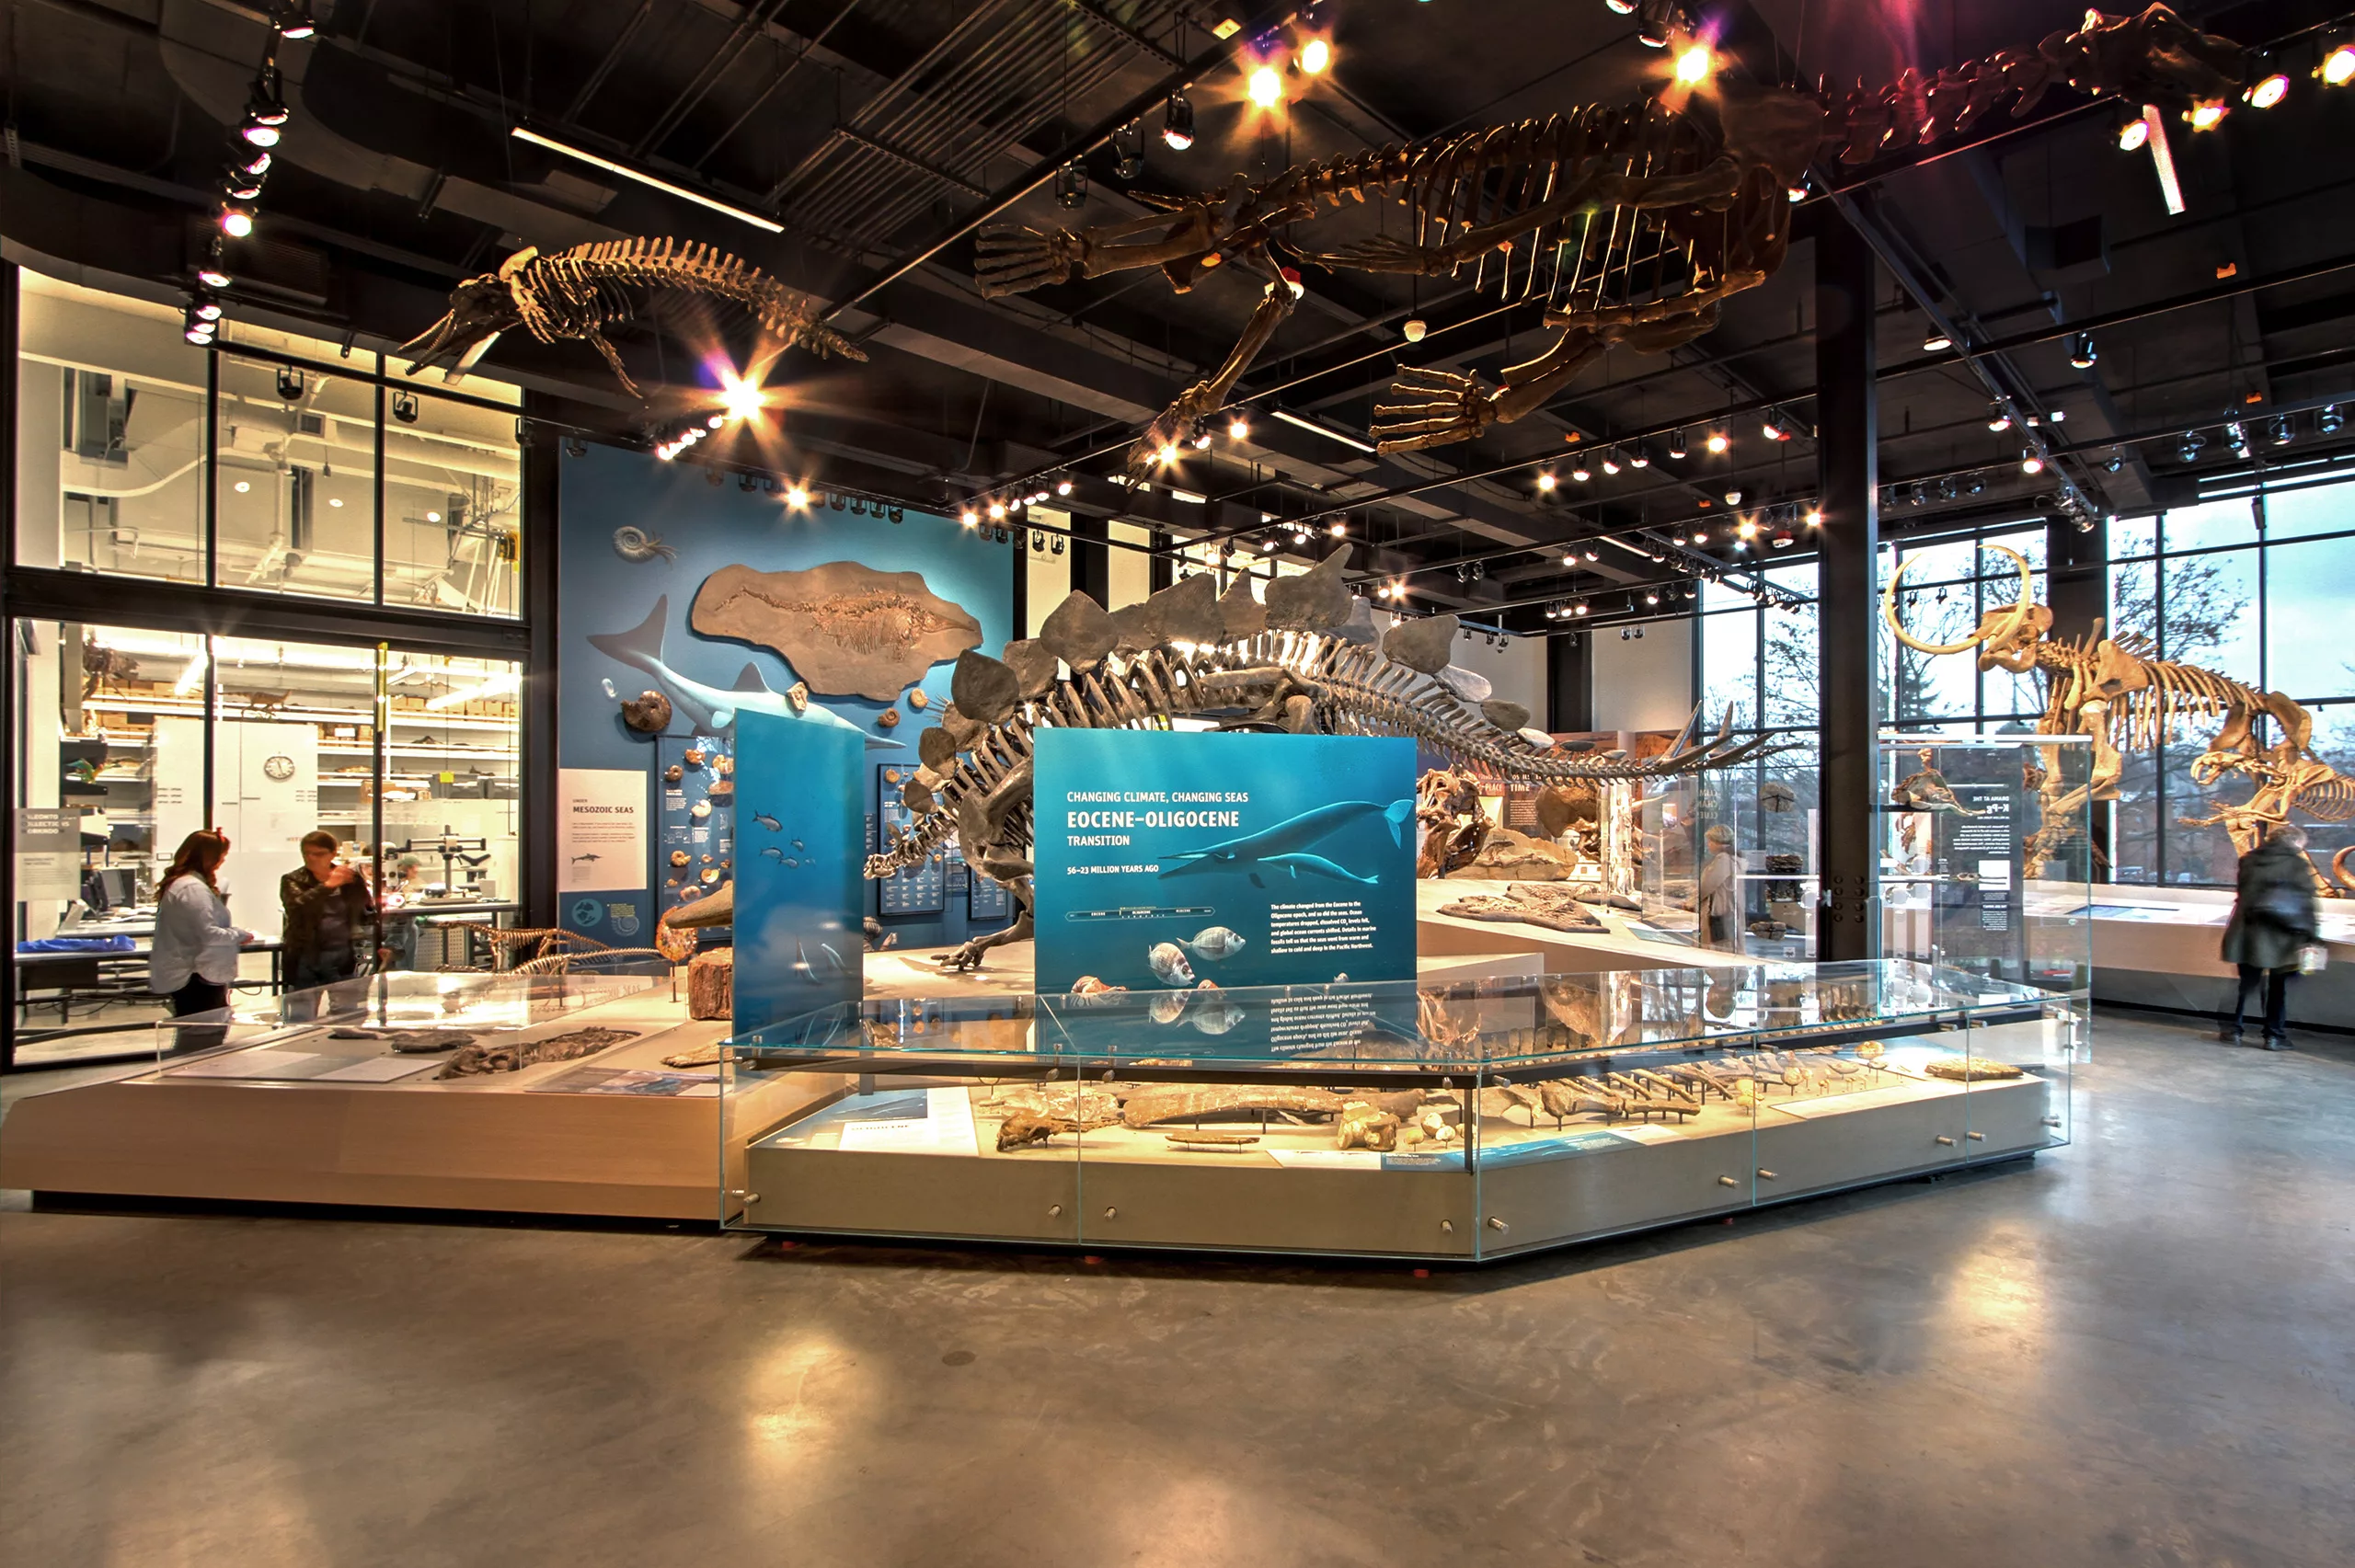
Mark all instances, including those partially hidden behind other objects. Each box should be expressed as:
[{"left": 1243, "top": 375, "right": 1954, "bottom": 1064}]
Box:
[{"left": 689, "top": 562, "right": 983, "bottom": 702}]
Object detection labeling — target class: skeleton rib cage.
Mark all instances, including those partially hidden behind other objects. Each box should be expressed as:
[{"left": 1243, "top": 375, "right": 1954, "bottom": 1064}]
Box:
[{"left": 865, "top": 629, "right": 1771, "bottom": 882}]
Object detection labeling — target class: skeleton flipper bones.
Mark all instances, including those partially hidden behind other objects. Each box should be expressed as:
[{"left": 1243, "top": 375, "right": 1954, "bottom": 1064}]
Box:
[
  {"left": 397, "top": 238, "right": 866, "bottom": 396},
  {"left": 972, "top": 6, "right": 2248, "bottom": 467},
  {"left": 880, "top": 549, "right": 1783, "bottom": 970}
]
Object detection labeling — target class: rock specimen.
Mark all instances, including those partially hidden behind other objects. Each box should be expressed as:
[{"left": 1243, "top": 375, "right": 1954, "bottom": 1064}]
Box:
[
  {"left": 1923, "top": 1056, "right": 2026, "bottom": 1082},
  {"left": 1443, "top": 827, "right": 1580, "bottom": 880},
  {"left": 331, "top": 1027, "right": 477, "bottom": 1054},
  {"left": 691, "top": 562, "right": 982, "bottom": 700},
  {"left": 687, "top": 947, "right": 734, "bottom": 1020},
  {"left": 1437, "top": 882, "right": 1606, "bottom": 933}
]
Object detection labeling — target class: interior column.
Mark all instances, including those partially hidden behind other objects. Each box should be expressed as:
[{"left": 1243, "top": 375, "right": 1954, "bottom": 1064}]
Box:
[{"left": 1815, "top": 210, "right": 1882, "bottom": 961}]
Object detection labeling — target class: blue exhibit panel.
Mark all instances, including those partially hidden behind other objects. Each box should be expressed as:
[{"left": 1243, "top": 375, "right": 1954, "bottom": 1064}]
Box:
[
  {"left": 1032, "top": 731, "right": 1417, "bottom": 994},
  {"left": 731, "top": 712, "right": 863, "bottom": 1032}
]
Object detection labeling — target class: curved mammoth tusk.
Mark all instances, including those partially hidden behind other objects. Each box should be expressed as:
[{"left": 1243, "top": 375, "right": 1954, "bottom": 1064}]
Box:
[{"left": 1879, "top": 544, "right": 2037, "bottom": 656}]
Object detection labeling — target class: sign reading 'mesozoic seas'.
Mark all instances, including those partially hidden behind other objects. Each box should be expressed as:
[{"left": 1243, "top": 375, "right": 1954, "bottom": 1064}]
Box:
[{"left": 1032, "top": 731, "right": 1417, "bottom": 995}]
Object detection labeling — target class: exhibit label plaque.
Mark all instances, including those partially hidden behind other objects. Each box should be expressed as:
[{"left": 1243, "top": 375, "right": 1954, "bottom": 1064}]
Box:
[
  {"left": 557, "top": 769, "right": 648, "bottom": 893},
  {"left": 1033, "top": 731, "right": 1416, "bottom": 994}
]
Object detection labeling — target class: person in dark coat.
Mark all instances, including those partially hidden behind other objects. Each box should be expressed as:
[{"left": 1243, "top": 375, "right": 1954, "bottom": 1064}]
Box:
[{"left": 2219, "top": 823, "right": 2321, "bottom": 1049}]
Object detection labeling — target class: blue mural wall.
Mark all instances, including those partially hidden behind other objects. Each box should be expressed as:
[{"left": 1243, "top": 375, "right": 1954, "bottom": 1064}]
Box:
[{"left": 557, "top": 441, "right": 1016, "bottom": 947}]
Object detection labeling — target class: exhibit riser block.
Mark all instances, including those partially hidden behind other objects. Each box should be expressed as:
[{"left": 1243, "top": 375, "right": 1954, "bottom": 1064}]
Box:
[
  {"left": 1415, "top": 881, "right": 1755, "bottom": 972},
  {"left": 2074, "top": 886, "right": 2354, "bottom": 1029}
]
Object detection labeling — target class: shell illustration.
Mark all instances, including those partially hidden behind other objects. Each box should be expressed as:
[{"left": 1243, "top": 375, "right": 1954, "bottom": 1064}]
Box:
[
  {"left": 1186, "top": 926, "right": 1246, "bottom": 961},
  {"left": 614, "top": 525, "right": 676, "bottom": 563},
  {"left": 878, "top": 709, "right": 900, "bottom": 728},
  {"left": 908, "top": 689, "right": 930, "bottom": 710},
  {"left": 1148, "top": 942, "right": 1196, "bottom": 987}
]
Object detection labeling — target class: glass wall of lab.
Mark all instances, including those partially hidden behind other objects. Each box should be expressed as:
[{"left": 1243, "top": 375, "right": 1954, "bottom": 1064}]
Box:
[{"left": 15, "top": 270, "right": 520, "bottom": 616}]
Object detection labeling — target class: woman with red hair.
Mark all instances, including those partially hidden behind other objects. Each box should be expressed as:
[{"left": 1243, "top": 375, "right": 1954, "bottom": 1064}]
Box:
[{"left": 148, "top": 830, "right": 255, "bottom": 1030}]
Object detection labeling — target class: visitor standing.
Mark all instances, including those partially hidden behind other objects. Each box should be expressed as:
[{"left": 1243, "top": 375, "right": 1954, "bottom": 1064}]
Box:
[
  {"left": 2219, "top": 823, "right": 2321, "bottom": 1049},
  {"left": 281, "top": 831, "right": 375, "bottom": 1018},
  {"left": 1697, "top": 824, "right": 1743, "bottom": 950},
  {"left": 149, "top": 830, "right": 252, "bottom": 1048}
]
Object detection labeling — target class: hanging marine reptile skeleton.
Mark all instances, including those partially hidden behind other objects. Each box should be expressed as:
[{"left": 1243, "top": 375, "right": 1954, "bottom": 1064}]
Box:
[
  {"left": 1884, "top": 546, "right": 2355, "bottom": 896},
  {"left": 975, "top": 5, "right": 2247, "bottom": 468},
  {"left": 397, "top": 236, "right": 864, "bottom": 396}
]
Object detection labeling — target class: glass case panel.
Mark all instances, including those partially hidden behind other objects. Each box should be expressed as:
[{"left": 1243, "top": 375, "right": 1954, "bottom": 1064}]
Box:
[
  {"left": 723, "top": 962, "right": 2065, "bottom": 1260},
  {"left": 213, "top": 350, "right": 383, "bottom": 600},
  {"left": 383, "top": 391, "right": 522, "bottom": 619}
]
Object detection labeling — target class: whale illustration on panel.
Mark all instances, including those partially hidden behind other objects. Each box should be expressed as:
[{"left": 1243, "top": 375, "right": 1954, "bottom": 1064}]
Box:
[
  {"left": 1251, "top": 852, "right": 1383, "bottom": 889},
  {"left": 1155, "top": 798, "right": 1412, "bottom": 881},
  {"left": 587, "top": 596, "right": 889, "bottom": 747}
]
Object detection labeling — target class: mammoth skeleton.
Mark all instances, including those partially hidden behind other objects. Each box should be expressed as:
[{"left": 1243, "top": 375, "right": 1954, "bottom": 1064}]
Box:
[{"left": 1883, "top": 546, "right": 2354, "bottom": 896}]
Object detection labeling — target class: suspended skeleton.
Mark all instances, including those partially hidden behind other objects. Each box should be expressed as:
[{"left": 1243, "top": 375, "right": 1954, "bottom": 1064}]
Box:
[
  {"left": 975, "top": 6, "right": 2247, "bottom": 468},
  {"left": 1884, "top": 546, "right": 2355, "bottom": 896},
  {"left": 398, "top": 237, "right": 865, "bottom": 396}
]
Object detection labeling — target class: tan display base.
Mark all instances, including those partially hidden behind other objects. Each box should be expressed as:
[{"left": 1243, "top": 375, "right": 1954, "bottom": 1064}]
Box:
[{"left": 0, "top": 990, "right": 844, "bottom": 1220}]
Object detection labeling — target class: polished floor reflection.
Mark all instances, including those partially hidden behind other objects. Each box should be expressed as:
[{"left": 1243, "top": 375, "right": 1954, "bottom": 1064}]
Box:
[{"left": 5, "top": 1012, "right": 2351, "bottom": 1567}]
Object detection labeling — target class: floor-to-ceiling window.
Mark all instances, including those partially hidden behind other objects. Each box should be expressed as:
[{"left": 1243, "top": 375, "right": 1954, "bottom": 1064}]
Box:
[{"left": 1694, "top": 493, "right": 2355, "bottom": 893}]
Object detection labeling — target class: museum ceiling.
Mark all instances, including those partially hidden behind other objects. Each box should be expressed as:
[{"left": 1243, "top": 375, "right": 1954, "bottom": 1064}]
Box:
[{"left": 8, "top": 0, "right": 2354, "bottom": 627}]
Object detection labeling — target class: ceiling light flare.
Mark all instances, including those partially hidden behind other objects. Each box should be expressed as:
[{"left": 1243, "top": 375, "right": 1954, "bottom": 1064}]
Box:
[
  {"left": 1300, "top": 38, "right": 1331, "bottom": 75},
  {"left": 1536, "top": 471, "right": 1557, "bottom": 492},
  {"left": 1247, "top": 64, "right": 1284, "bottom": 109},
  {"left": 2326, "top": 42, "right": 2355, "bottom": 86},
  {"left": 719, "top": 377, "right": 765, "bottom": 422},
  {"left": 2245, "top": 73, "right": 2290, "bottom": 109},
  {"left": 1674, "top": 43, "right": 1713, "bottom": 85},
  {"left": 1705, "top": 429, "right": 1729, "bottom": 454},
  {"left": 1162, "top": 93, "right": 1196, "bottom": 150},
  {"left": 1228, "top": 418, "right": 1250, "bottom": 441},
  {"left": 2188, "top": 100, "right": 2225, "bottom": 130},
  {"left": 2118, "top": 115, "right": 2151, "bottom": 151},
  {"left": 1923, "top": 328, "right": 1953, "bottom": 352}
]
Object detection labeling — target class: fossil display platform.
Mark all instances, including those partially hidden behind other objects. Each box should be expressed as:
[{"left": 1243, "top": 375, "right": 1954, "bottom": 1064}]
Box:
[
  {"left": 727, "top": 961, "right": 2074, "bottom": 1262},
  {"left": 0, "top": 968, "right": 826, "bottom": 1219}
]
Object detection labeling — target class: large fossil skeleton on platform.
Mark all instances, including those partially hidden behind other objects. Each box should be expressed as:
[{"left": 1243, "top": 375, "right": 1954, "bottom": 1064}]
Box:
[
  {"left": 975, "top": 6, "right": 2246, "bottom": 467},
  {"left": 1884, "top": 546, "right": 2354, "bottom": 895},
  {"left": 870, "top": 548, "right": 1773, "bottom": 968},
  {"left": 399, "top": 238, "right": 865, "bottom": 395}
]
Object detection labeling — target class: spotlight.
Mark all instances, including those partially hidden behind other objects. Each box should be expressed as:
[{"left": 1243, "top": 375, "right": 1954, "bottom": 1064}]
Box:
[
  {"left": 1571, "top": 463, "right": 1591, "bottom": 483},
  {"left": 191, "top": 297, "right": 223, "bottom": 323},
  {"left": 2119, "top": 114, "right": 2151, "bottom": 152},
  {"left": 1627, "top": 448, "right": 1650, "bottom": 469},
  {"left": 1301, "top": 38, "right": 1331, "bottom": 75},
  {"left": 2268, "top": 415, "right": 2293, "bottom": 446},
  {"left": 2177, "top": 429, "right": 2205, "bottom": 463},
  {"left": 1645, "top": 590, "right": 1660, "bottom": 605},
  {"left": 1536, "top": 471, "right": 1557, "bottom": 492},
  {"left": 1804, "top": 509, "right": 1823, "bottom": 527},
  {"left": 2021, "top": 450, "right": 2044, "bottom": 475},
  {"left": 1762, "top": 413, "right": 1787, "bottom": 441},
  {"left": 2320, "top": 405, "right": 2344, "bottom": 434},
  {"left": 1635, "top": 0, "right": 1681, "bottom": 49},
  {"left": 1112, "top": 121, "right": 1144, "bottom": 181},
  {"left": 1771, "top": 522, "right": 1796, "bottom": 549},
  {"left": 1923, "top": 328, "right": 1953, "bottom": 353},
  {"left": 1056, "top": 478, "right": 1074, "bottom": 496},
  {"left": 1987, "top": 406, "right": 2013, "bottom": 433},
  {"left": 1162, "top": 93, "right": 1196, "bottom": 150},
  {"left": 1674, "top": 42, "right": 1712, "bottom": 84},
  {"left": 1601, "top": 452, "right": 1622, "bottom": 475},
  {"left": 1328, "top": 521, "right": 1347, "bottom": 537},
  {"left": 2188, "top": 101, "right": 2225, "bottom": 130},
  {"left": 1402, "top": 318, "right": 1427, "bottom": 343},
  {"left": 1705, "top": 429, "right": 1729, "bottom": 454},
  {"left": 2050, "top": 408, "right": 2066, "bottom": 423},
  {"left": 1032, "top": 531, "right": 1045, "bottom": 553},
  {"left": 2104, "top": 453, "right": 2123, "bottom": 473},
  {"left": 1724, "top": 488, "right": 1742, "bottom": 506},
  {"left": 245, "top": 67, "right": 290, "bottom": 129},
  {"left": 2069, "top": 333, "right": 2097, "bottom": 369},
  {"left": 706, "top": 413, "right": 727, "bottom": 429},
  {"left": 218, "top": 202, "right": 256, "bottom": 238},
  {"left": 1736, "top": 518, "right": 1758, "bottom": 541},
  {"left": 1966, "top": 475, "right": 1985, "bottom": 496},
  {"left": 1228, "top": 418, "right": 1250, "bottom": 441},
  {"left": 1050, "top": 532, "right": 1063, "bottom": 554},
  {"left": 2326, "top": 39, "right": 2355, "bottom": 87},
  {"left": 223, "top": 165, "right": 266, "bottom": 201},
  {"left": 960, "top": 509, "right": 979, "bottom": 527},
  {"left": 1247, "top": 65, "right": 1283, "bottom": 110},
  {"left": 780, "top": 485, "right": 807, "bottom": 508},
  {"left": 720, "top": 379, "right": 765, "bottom": 421},
  {"left": 1690, "top": 529, "right": 1708, "bottom": 544},
  {"left": 1155, "top": 442, "right": 1179, "bottom": 464},
  {"left": 1055, "top": 159, "right": 1088, "bottom": 209},
  {"left": 276, "top": 366, "right": 305, "bottom": 401},
  {"left": 1582, "top": 547, "right": 1600, "bottom": 562},
  {"left": 197, "top": 262, "right": 232, "bottom": 290},
  {"left": 1667, "top": 429, "right": 1687, "bottom": 460},
  {"left": 739, "top": 473, "right": 759, "bottom": 493},
  {"left": 183, "top": 318, "right": 215, "bottom": 346},
  {"left": 2226, "top": 420, "right": 2249, "bottom": 455},
  {"left": 2245, "top": 73, "right": 2290, "bottom": 109},
  {"left": 1605, "top": 0, "right": 1636, "bottom": 12},
  {"left": 988, "top": 501, "right": 1007, "bottom": 521},
  {"left": 273, "top": 1, "right": 316, "bottom": 39},
  {"left": 1574, "top": 601, "right": 1590, "bottom": 615}
]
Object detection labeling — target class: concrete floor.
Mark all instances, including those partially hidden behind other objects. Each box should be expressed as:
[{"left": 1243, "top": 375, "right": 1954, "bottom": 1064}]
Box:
[{"left": 3, "top": 1009, "right": 2351, "bottom": 1568}]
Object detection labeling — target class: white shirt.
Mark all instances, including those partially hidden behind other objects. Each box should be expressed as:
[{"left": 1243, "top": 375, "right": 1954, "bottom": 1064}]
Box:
[{"left": 149, "top": 877, "right": 247, "bottom": 992}]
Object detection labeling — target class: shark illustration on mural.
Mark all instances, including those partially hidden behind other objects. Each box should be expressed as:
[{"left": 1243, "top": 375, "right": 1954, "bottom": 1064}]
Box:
[{"left": 587, "top": 597, "right": 890, "bottom": 747}]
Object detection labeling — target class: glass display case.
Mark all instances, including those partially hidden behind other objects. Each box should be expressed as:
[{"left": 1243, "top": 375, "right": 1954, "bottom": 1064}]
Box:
[
  {"left": 1633, "top": 765, "right": 1820, "bottom": 959},
  {"left": 720, "top": 961, "right": 2072, "bottom": 1261},
  {"left": 152, "top": 964, "right": 671, "bottom": 1084},
  {"left": 1880, "top": 734, "right": 2094, "bottom": 1036}
]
